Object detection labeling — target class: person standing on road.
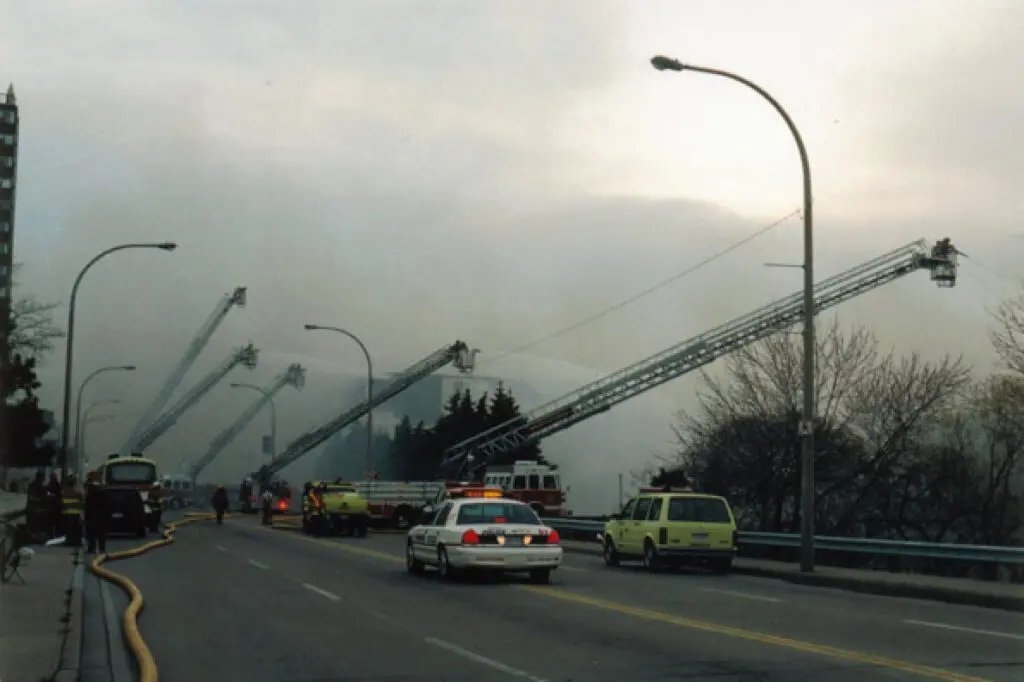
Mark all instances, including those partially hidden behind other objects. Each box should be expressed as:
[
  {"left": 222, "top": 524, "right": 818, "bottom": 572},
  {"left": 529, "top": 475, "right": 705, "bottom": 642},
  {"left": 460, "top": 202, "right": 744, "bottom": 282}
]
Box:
[
  {"left": 149, "top": 482, "right": 164, "bottom": 529},
  {"left": 212, "top": 485, "right": 229, "bottom": 524},
  {"left": 46, "top": 472, "right": 62, "bottom": 538},
  {"left": 84, "top": 472, "right": 110, "bottom": 554},
  {"left": 260, "top": 488, "right": 274, "bottom": 526}
]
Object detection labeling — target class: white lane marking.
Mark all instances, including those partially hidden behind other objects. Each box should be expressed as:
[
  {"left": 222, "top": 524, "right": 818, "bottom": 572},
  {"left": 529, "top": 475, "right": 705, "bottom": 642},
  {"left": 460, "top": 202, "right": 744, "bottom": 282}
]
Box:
[
  {"left": 247, "top": 559, "right": 270, "bottom": 570},
  {"left": 214, "top": 545, "right": 228, "bottom": 552},
  {"left": 701, "top": 587, "right": 783, "bottom": 603},
  {"left": 302, "top": 582, "right": 341, "bottom": 601},
  {"left": 425, "top": 636, "right": 550, "bottom": 682},
  {"left": 904, "top": 619, "right": 1024, "bottom": 641},
  {"left": 558, "top": 565, "right": 587, "bottom": 572}
]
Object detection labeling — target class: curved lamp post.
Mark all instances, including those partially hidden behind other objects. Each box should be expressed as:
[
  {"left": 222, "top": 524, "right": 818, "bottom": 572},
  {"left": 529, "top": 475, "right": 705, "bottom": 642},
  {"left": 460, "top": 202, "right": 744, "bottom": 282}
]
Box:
[
  {"left": 76, "top": 395, "right": 124, "bottom": 474},
  {"left": 79, "top": 410, "right": 118, "bottom": 472},
  {"left": 74, "top": 366, "right": 135, "bottom": 473},
  {"left": 230, "top": 381, "right": 277, "bottom": 467},
  {"left": 303, "top": 324, "right": 374, "bottom": 476},
  {"left": 58, "top": 242, "right": 176, "bottom": 477},
  {"left": 651, "top": 55, "right": 816, "bottom": 571}
]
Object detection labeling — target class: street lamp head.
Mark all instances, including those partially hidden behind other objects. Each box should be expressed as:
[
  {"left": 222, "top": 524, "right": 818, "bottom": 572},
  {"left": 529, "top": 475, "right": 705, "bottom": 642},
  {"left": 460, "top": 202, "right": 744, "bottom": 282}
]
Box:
[
  {"left": 121, "top": 365, "right": 137, "bottom": 371},
  {"left": 304, "top": 324, "right": 320, "bottom": 331},
  {"left": 651, "top": 55, "right": 685, "bottom": 72},
  {"left": 230, "top": 382, "right": 244, "bottom": 388},
  {"left": 157, "top": 242, "right": 178, "bottom": 251}
]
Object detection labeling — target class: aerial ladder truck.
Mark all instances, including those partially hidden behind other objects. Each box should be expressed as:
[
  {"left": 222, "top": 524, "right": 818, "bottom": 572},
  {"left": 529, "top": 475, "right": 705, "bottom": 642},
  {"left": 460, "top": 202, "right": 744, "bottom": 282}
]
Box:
[
  {"left": 240, "top": 341, "right": 478, "bottom": 513},
  {"left": 439, "top": 238, "right": 959, "bottom": 479},
  {"left": 130, "top": 343, "right": 260, "bottom": 453},
  {"left": 188, "top": 363, "right": 306, "bottom": 485},
  {"left": 122, "top": 287, "right": 248, "bottom": 455}
]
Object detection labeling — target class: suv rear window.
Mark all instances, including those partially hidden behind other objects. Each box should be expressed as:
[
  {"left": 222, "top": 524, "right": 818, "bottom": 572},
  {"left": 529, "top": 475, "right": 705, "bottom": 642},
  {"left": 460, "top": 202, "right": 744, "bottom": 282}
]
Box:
[
  {"left": 456, "top": 502, "right": 539, "bottom": 526},
  {"left": 667, "top": 496, "right": 731, "bottom": 523}
]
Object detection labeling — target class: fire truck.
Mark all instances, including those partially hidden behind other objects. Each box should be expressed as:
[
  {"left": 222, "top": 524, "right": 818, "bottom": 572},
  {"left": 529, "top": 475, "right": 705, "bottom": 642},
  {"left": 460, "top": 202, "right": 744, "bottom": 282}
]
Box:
[{"left": 481, "top": 461, "right": 568, "bottom": 517}]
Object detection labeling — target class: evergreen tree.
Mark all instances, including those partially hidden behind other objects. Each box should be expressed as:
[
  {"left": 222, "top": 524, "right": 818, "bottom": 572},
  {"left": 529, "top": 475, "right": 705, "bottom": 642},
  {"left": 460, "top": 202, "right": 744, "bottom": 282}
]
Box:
[
  {"left": 382, "top": 384, "right": 551, "bottom": 481},
  {"left": 485, "top": 381, "right": 547, "bottom": 468},
  {"left": 1, "top": 347, "right": 56, "bottom": 468}
]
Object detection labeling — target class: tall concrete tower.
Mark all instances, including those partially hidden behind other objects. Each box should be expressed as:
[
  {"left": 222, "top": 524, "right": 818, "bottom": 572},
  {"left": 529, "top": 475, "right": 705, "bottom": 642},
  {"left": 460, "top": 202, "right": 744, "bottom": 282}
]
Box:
[{"left": 0, "top": 84, "right": 18, "bottom": 458}]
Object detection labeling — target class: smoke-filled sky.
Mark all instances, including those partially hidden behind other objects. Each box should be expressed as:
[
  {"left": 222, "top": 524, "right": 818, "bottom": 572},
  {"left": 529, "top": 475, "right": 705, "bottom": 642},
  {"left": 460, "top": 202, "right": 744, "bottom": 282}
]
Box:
[{"left": 3, "top": 0, "right": 1021, "bottom": 510}]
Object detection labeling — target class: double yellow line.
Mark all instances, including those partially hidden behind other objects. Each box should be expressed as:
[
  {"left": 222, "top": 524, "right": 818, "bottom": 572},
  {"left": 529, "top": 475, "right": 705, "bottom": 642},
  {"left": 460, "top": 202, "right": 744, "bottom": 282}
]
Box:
[
  {"left": 303, "top": 535, "right": 993, "bottom": 682},
  {"left": 88, "top": 512, "right": 225, "bottom": 682}
]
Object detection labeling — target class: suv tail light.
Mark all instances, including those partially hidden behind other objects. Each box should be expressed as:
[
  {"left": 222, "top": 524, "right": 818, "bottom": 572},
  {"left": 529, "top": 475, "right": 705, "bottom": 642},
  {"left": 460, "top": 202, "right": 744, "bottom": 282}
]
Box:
[
  {"left": 732, "top": 530, "right": 738, "bottom": 547},
  {"left": 461, "top": 529, "right": 480, "bottom": 545}
]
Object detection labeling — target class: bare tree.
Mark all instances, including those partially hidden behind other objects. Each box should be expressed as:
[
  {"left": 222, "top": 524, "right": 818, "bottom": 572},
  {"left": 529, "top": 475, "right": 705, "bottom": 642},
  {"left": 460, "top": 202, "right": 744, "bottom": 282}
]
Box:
[
  {"left": 992, "top": 288, "right": 1024, "bottom": 378},
  {"left": 7, "top": 264, "right": 64, "bottom": 359},
  {"left": 669, "top": 319, "right": 970, "bottom": 538}
]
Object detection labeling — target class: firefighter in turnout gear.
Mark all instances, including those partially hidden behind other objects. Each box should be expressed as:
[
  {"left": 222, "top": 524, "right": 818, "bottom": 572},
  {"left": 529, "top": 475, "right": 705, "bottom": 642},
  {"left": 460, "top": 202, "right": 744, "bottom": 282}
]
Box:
[{"left": 61, "top": 474, "right": 84, "bottom": 547}]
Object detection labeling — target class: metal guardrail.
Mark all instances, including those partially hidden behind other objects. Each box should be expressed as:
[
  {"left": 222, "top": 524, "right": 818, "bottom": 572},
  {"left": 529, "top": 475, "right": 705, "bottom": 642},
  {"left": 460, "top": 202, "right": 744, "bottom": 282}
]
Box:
[{"left": 545, "top": 518, "right": 1024, "bottom": 566}]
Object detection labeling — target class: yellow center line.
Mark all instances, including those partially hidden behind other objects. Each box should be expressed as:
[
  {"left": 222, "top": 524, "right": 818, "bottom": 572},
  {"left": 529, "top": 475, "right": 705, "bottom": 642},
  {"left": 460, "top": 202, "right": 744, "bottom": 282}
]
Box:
[
  {"left": 518, "top": 587, "right": 993, "bottom": 682},
  {"left": 268, "top": 526, "right": 992, "bottom": 682}
]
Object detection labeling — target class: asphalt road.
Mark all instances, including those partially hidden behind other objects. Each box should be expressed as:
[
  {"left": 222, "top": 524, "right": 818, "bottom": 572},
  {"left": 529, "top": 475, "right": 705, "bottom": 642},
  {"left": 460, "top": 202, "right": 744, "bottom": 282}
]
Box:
[{"left": 95, "top": 516, "right": 1023, "bottom": 682}]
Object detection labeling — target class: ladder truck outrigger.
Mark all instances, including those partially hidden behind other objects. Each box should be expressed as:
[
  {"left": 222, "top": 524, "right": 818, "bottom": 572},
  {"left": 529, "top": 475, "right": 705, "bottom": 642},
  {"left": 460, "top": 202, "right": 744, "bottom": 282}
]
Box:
[
  {"left": 189, "top": 363, "right": 306, "bottom": 486},
  {"left": 130, "top": 343, "right": 260, "bottom": 452},
  {"left": 239, "top": 341, "right": 479, "bottom": 514},
  {"left": 121, "top": 287, "right": 248, "bottom": 455},
  {"left": 438, "top": 238, "right": 959, "bottom": 481}
]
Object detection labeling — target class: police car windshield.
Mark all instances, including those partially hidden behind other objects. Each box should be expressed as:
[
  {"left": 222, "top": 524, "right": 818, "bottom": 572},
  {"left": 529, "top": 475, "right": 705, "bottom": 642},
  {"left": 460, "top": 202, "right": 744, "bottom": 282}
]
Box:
[
  {"left": 106, "top": 463, "right": 157, "bottom": 484},
  {"left": 456, "top": 502, "right": 539, "bottom": 526}
]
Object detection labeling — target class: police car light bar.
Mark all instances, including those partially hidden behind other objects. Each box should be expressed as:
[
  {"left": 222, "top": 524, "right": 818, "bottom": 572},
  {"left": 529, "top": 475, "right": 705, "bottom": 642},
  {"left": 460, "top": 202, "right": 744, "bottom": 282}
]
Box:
[{"left": 454, "top": 488, "right": 503, "bottom": 498}]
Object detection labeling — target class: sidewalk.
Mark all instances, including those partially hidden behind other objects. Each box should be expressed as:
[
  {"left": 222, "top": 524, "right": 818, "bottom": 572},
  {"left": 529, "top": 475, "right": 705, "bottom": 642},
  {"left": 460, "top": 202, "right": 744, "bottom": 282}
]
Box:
[
  {"left": 0, "top": 491, "right": 26, "bottom": 519},
  {"left": 561, "top": 540, "right": 1024, "bottom": 612},
  {"left": 0, "top": 545, "right": 84, "bottom": 682}
]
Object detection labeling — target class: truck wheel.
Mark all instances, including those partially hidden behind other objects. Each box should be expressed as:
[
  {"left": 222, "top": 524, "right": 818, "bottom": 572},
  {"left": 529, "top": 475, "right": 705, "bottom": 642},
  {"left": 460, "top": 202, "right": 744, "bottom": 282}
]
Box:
[
  {"left": 394, "top": 506, "right": 413, "bottom": 530},
  {"left": 137, "top": 525, "right": 147, "bottom": 539},
  {"left": 356, "top": 518, "right": 368, "bottom": 538}
]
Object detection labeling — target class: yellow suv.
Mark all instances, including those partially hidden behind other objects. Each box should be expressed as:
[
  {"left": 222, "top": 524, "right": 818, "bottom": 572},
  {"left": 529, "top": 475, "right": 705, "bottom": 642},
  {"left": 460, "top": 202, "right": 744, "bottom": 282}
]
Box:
[{"left": 602, "top": 486, "right": 737, "bottom": 573}]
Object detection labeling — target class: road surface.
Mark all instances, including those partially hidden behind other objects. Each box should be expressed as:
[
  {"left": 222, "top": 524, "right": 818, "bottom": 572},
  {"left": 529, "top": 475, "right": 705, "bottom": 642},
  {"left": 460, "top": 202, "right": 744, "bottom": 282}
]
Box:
[{"left": 97, "top": 516, "right": 1023, "bottom": 682}]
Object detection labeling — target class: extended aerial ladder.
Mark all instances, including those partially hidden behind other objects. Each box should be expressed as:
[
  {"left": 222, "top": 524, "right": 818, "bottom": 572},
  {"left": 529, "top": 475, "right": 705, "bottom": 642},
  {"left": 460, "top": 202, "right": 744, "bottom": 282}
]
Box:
[
  {"left": 189, "top": 363, "right": 307, "bottom": 482},
  {"left": 122, "top": 287, "right": 248, "bottom": 454},
  {"left": 131, "top": 343, "right": 260, "bottom": 452},
  {"left": 252, "top": 341, "right": 478, "bottom": 487},
  {"left": 439, "top": 238, "right": 959, "bottom": 477}
]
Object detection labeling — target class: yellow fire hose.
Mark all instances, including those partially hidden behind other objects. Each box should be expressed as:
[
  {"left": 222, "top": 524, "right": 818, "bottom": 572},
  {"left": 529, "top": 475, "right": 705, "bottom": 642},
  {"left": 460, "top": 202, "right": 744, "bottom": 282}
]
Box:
[{"left": 88, "top": 511, "right": 229, "bottom": 682}]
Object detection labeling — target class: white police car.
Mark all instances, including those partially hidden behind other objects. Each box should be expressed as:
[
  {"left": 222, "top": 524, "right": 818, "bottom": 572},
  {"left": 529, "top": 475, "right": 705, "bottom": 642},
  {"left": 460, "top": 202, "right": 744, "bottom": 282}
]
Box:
[{"left": 406, "top": 487, "right": 562, "bottom": 583}]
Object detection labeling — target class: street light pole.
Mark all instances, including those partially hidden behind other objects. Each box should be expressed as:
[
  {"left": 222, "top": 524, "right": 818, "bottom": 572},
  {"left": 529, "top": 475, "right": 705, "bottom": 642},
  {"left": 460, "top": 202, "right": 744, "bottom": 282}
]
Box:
[
  {"left": 77, "top": 397, "right": 123, "bottom": 474},
  {"left": 303, "top": 324, "right": 374, "bottom": 477},
  {"left": 230, "top": 382, "right": 277, "bottom": 469},
  {"left": 74, "top": 366, "right": 135, "bottom": 473},
  {"left": 80, "top": 412, "right": 116, "bottom": 469},
  {"left": 650, "top": 55, "right": 816, "bottom": 572},
  {"left": 58, "top": 241, "right": 177, "bottom": 478}
]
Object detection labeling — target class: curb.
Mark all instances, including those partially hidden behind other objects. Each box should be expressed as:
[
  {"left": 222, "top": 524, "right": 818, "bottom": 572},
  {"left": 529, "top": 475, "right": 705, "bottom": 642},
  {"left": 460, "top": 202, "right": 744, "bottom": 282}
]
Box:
[
  {"left": 52, "top": 549, "right": 85, "bottom": 682},
  {"left": 561, "top": 541, "right": 1024, "bottom": 613},
  {"left": 88, "top": 513, "right": 220, "bottom": 682}
]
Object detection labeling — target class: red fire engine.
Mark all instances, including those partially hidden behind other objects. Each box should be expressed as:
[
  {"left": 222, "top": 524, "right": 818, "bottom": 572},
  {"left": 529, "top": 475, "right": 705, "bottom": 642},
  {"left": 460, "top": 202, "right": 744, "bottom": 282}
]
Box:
[{"left": 482, "top": 461, "right": 568, "bottom": 517}]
